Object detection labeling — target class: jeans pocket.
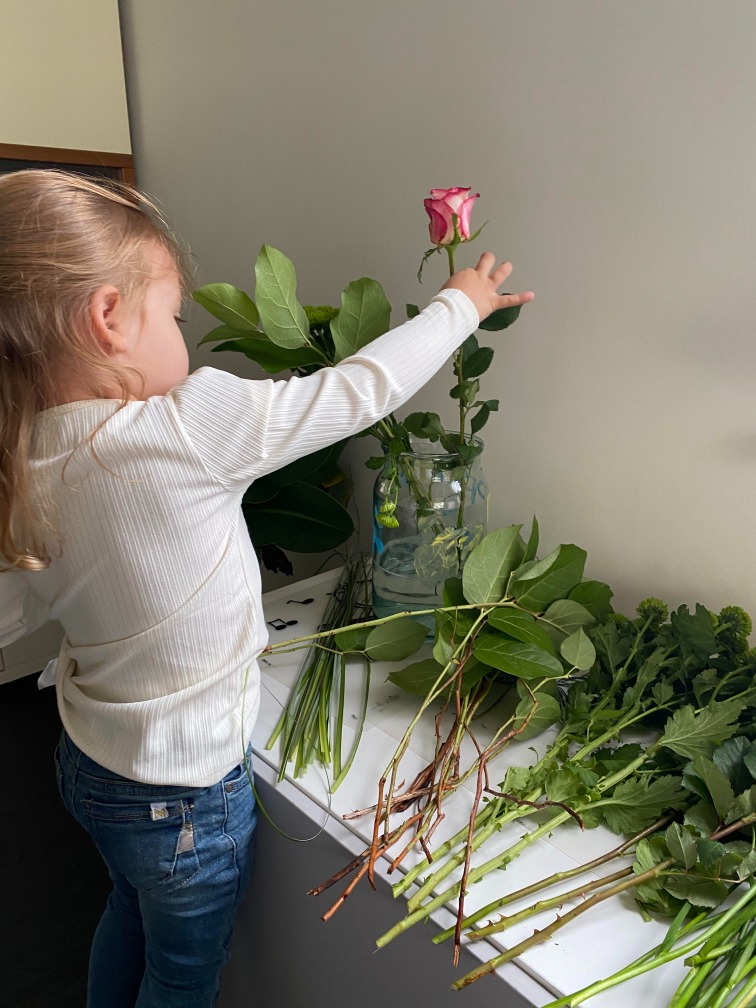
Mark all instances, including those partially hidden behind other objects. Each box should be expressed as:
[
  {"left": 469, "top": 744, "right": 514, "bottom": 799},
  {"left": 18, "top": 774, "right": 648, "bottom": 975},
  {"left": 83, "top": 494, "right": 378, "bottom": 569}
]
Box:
[{"left": 84, "top": 796, "right": 201, "bottom": 894}]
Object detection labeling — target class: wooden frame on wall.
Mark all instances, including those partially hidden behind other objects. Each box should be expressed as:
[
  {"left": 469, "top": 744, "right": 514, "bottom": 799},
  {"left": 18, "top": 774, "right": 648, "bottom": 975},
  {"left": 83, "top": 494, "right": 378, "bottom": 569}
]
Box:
[{"left": 0, "top": 142, "right": 135, "bottom": 184}]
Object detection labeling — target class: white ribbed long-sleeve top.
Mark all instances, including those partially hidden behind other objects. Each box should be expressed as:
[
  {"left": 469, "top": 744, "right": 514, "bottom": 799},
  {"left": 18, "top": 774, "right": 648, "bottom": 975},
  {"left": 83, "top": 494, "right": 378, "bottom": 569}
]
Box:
[{"left": 0, "top": 289, "right": 478, "bottom": 785}]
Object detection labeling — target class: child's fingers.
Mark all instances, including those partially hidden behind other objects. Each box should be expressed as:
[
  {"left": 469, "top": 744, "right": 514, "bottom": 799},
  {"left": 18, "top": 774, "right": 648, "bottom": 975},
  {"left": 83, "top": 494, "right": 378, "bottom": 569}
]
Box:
[
  {"left": 475, "top": 253, "right": 514, "bottom": 289},
  {"left": 497, "top": 289, "right": 535, "bottom": 308}
]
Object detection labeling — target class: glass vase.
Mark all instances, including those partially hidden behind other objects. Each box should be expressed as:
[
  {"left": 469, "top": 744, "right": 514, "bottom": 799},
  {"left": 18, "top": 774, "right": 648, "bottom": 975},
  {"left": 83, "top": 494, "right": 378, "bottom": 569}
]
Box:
[{"left": 371, "top": 436, "right": 488, "bottom": 627}]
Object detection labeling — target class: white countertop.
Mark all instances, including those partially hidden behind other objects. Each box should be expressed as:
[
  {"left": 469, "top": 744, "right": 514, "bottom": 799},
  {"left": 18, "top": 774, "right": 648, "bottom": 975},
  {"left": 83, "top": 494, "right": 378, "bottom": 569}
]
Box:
[{"left": 257, "top": 568, "right": 687, "bottom": 1008}]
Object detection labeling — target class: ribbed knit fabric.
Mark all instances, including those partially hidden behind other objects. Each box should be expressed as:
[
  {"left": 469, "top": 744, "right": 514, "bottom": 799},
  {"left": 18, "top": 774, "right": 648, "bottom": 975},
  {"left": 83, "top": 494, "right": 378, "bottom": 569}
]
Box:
[{"left": 0, "top": 289, "right": 478, "bottom": 785}]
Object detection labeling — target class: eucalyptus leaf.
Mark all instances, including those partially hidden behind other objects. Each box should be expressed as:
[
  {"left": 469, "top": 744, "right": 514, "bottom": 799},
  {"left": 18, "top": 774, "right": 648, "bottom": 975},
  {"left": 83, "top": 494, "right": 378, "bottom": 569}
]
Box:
[
  {"left": 406, "top": 303, "right": 420, "bottom": 319},
  {"left": 192, "top": 283, "right": 260, "bottom": 331},
  {"left": 462, "top": 525, "right": 525, "bottom": 604},
  {"left": 330, "top": 277, "right": 391, "bottom": 363},
  {"left": 254, "top": 245, "right": 311, "bottom": 348}
]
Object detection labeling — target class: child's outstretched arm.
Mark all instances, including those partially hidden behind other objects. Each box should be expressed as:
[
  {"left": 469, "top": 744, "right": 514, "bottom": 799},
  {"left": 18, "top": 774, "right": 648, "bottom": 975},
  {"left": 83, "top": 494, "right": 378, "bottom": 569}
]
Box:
[
  {"left": 173, "top": 254, "right": 534, "bottom": 487},
  {"left": 442, "top": 252, "right": 534, "bottom": 323}
]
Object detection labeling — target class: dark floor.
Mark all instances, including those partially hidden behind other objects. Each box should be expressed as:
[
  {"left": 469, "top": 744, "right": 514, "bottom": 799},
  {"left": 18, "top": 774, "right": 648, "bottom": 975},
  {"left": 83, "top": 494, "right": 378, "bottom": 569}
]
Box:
[{"left": 0, "top": 674, "right": 110, "bottom": 1008}]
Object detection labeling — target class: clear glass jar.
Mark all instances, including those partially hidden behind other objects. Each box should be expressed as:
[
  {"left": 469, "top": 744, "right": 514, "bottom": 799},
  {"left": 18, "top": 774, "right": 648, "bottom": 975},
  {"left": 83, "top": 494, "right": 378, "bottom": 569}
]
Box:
[{"left": 371, "top": 437, "right": 488, "bottom": 626}]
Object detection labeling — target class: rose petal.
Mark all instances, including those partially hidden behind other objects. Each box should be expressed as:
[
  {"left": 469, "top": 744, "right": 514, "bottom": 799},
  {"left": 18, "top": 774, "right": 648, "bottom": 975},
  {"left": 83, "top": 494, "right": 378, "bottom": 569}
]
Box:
[
  {"left": 424, "top": 200, "right": 455, "bottom": 245},
  {"left": 456, "top": 193, "right": 480, "bottom": 239}
]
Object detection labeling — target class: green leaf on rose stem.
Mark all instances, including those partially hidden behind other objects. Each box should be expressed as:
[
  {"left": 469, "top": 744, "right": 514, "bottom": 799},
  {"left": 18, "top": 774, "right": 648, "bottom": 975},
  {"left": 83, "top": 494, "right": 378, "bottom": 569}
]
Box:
[
  {"left": 192, "top": 283, "right": 260, "bottom": 331},
  {"left": 473, "top": 636, "right": 564, "bottom": 680},
  {"left": 542, "top": 599, "right": 597, "bottom": 638},
  {"left": 461, "top": 346, "right": 494, "bottom": 380},
  {"left": 568, "top": 580, "right": 615, "bottom": 622},
  {"left": 406, "top": 303, "right": 420, "bottom": 319},
  {"left": 462, "top": 525, "right": 525, "bottom": 604},
  {"left": 560, "top": 627, "right": 596, "bottom": 671},
  {"left": 745, "top": 746, "right": 756, "bottom": 781},
  {"left": 402, "top": 411, "right": 444, "bottom": 441},
  {"left": 487, "top": 608, "right": 558, "bottom": 656},
  {"left": 690, "top": 755, "right": 736, "bottom": 819},
  {"left": 510, "top": 544, "right": 588, "bottom": 613},
  {"left": 470, "top": 402, "right": 497, "bottom": 435},
  {"left": 523, "top": 516, "right": 539, "bottom": 563},
  {"left": 665, "top": 823, "right": 699, "bottom": 870},
  {"left": 365, "top": 456, "right": 385, "bottom": 470},
  {"left": 478, "top": 303, "right": 522, "bottom": 331},
  {"left": 449, "top": 378, "right": 480, "bottom": 402},
  {"left": 243, "top": 482, "right": 353, "bottom": 552},
  {"left": 330, "top": 277, "right": 392, "bottom": 363},
  {"left": 254, "top": 245, "right": 311, "bottom": 349},
  {"left": 208, "top": 333, "right": 323, "bottom": 373},
  {"left": 362, "top": 617, "right": 428, "bottom": 662},
  {"left": 656, "top": 698, "right": 747, "bottom": 761}
]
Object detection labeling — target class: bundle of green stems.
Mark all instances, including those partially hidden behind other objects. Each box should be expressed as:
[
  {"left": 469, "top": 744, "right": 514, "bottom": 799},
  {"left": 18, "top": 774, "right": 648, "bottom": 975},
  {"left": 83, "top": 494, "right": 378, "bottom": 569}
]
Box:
[{"left": 266, "top": 553, "right": 371, "bottom": 791}]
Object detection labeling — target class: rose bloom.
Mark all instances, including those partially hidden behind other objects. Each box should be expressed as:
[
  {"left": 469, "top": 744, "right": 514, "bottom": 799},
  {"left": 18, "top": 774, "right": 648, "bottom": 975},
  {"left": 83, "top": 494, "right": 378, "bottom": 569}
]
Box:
[{"left": 424, "top": 187, "right": 480, "bottom": 245}]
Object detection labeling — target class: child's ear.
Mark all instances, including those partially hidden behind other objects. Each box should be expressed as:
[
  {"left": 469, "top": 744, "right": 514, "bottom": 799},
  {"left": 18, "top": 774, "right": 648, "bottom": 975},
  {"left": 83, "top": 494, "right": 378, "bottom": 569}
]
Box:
[{"left": 89, "top": 285, "right": 128, "bottom": 354}]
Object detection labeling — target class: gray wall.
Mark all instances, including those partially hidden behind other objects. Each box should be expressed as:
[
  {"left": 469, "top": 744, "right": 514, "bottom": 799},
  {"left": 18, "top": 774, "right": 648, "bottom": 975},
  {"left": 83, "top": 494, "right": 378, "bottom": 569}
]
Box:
[{"left": 119, "top": 1, "right": 756, "bottom": 620}]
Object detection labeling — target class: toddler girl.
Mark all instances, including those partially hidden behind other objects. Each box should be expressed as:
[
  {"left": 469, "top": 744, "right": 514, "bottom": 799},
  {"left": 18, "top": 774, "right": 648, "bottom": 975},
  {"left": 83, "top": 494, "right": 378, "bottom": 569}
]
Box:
[{"left": 0, "top": 169, "right": 533, "bottom": 1007}]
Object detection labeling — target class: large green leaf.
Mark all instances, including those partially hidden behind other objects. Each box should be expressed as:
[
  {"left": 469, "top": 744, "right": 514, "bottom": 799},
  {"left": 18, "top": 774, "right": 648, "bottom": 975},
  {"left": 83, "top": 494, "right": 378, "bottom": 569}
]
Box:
[
  {"left": 244, "top": 443, "right": 344, "bottom": 503},
  {"left": 254, "top": 245, "right": 311, "bottom": 348},
  {"left": 362, "top": 618, "right": 427, "bottom": 662},
  {"left": 206, "top": 330, "right": 322, "bottom": 373},
  {"left": 389, "top": 658, "right": 447, "bottom": 697},
  {"left": 560, "top": 627, "right": 596, "bottom": 671},
  {"left": 486, "top": 607, "right": 558, "bottom": 657},
  {"left": 510, "top": 544, "right": 587, "bottom": 612},
  {"left": 657, "top": 699, "right": 746, "bottom": 761},
  {"left": 541, "top": 599, "right": 596, "bottom": 638},
  {"left": 473, "top": 635, "right": 564, "bottom": 680},
  {"left": 462, "top": 525, "right": 525, "bottom": 604},
  {"left": 243, "top": 482, "right": 353, "bottom": 552},
  {"left": 513, "top": 684, "right": 562, "bottom": 740},
  {"left": 192, "top": 283, "right": 260, "bottom": 331},
  {"left": 568, "top": 580, "right": 614, "bottom": 621},
  {"left": 478, "top": 303, "right": 522, "bottom": 331},
  {"left": 330, "top": 277, "right": 391, "bottom": 363}
]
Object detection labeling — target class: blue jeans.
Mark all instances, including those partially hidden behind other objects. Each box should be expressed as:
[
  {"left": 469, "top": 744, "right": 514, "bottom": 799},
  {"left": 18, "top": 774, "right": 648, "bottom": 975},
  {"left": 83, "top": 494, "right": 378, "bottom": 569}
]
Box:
[{"left": 55, "top": 731, "right": 257, "bottom": 1008}]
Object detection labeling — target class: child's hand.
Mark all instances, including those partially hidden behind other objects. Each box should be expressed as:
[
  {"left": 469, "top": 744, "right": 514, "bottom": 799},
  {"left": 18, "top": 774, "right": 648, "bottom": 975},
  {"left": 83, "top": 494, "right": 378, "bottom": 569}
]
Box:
[{"left": 441, "top": 252, "right": 534, "bottom": 323}]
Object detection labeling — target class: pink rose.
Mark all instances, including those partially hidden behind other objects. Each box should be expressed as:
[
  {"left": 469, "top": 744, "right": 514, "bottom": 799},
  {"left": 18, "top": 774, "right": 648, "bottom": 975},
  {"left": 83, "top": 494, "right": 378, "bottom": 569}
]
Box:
[{"left": 423, "top": 187, "right": 480, "bottom": 245}]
